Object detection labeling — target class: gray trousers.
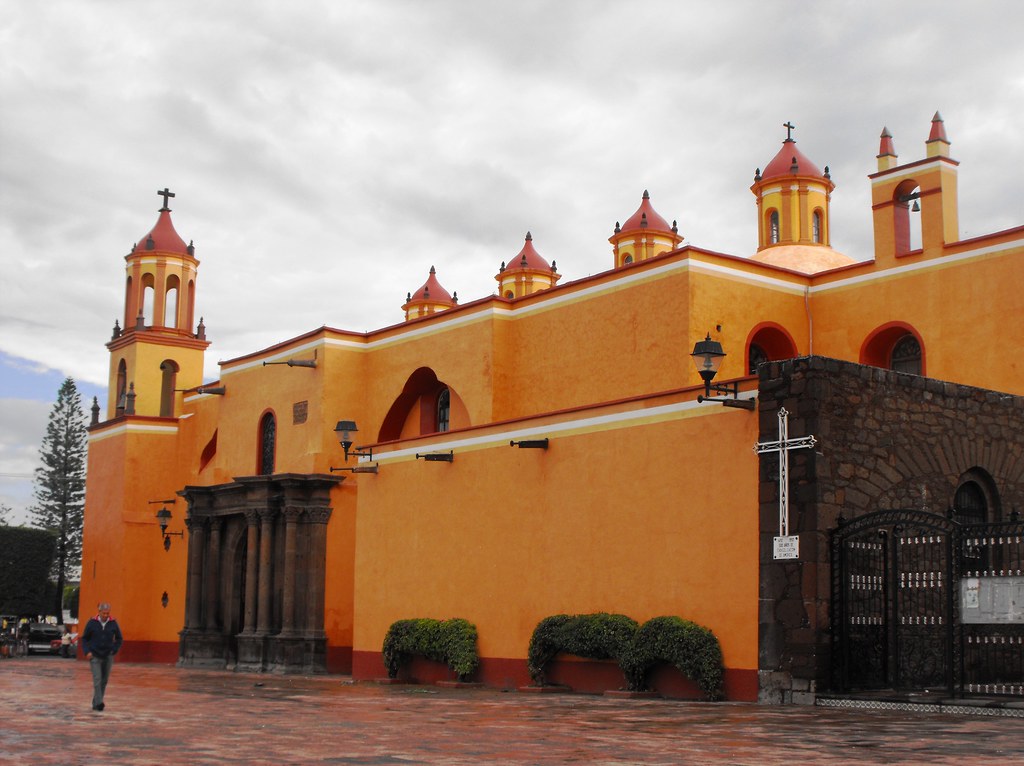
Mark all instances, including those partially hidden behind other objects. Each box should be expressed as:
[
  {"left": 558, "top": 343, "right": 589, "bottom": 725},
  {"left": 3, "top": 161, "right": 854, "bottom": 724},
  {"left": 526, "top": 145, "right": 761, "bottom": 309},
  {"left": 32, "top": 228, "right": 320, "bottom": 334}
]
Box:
[{"left": 90, "top": 655, "right": 114, "bottom": 708}]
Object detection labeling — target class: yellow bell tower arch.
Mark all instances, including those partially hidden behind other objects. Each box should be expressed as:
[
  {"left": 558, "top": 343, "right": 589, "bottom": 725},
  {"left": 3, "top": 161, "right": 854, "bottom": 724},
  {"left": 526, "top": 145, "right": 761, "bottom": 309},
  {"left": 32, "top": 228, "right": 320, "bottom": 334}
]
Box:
[{"left": 105, "top": 189, "right": 209, "bottom": 419}]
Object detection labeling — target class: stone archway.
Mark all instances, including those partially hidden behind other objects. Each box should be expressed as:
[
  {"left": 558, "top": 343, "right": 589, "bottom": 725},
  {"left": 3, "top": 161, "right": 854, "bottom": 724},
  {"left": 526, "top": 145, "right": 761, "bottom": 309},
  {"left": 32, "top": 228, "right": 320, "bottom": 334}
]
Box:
[{"left": 178, "top": 473, "right": 339, "bottom": 673}]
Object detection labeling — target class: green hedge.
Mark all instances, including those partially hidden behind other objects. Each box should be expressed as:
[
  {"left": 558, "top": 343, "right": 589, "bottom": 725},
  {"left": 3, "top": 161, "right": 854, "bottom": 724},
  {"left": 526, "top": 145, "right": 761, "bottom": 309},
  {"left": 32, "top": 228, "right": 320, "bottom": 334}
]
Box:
[
  {"left": 527, "top": 612, "right": 724, "bottom": 699},
  {"left": 0, "top": 526, "right": 57, "bottom": 616},
  {"left": 620, "top": 616, "right": 724, "bottom": 700},
  {"left": 527, "top": 612, "right": 639, "bottom": 686},
  {"left": 382, "top": 618, "right": 479, "bottom": 682}
]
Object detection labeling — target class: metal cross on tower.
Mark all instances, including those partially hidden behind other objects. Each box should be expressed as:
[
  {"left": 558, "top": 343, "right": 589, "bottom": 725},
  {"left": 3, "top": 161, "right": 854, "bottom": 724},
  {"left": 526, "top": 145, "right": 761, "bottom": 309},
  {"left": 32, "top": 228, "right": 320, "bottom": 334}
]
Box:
[
  {"left": 157, "top": 187, "right": 175, "bottom": 211},
  {"left": 755, "top": 407, "right": 817, "bottom": 559},
  {"left": 783, "top": 121, "right": 795, "bottom": 141}
]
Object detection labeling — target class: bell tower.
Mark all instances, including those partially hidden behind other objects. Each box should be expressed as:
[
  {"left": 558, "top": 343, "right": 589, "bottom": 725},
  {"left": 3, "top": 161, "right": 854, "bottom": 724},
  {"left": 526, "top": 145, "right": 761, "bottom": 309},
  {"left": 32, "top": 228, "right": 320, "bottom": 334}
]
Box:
[
  {"left": 105, "top": 189, "right": 209, "bottom": 419},
  {"left": 869, "top": 112, "right": 960, "bottom": 263}
]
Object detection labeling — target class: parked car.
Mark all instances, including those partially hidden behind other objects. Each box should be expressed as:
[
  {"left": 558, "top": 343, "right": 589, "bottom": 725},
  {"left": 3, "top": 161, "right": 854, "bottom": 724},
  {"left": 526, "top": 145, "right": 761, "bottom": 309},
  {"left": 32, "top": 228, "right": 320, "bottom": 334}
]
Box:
[{"left": 27, "top": 623, "right": 61, "bottom": 655}]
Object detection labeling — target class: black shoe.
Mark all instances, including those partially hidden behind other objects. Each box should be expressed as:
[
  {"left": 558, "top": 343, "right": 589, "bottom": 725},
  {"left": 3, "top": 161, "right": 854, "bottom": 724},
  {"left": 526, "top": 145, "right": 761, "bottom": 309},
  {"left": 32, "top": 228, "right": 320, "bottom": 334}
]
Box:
[{"left": 93, "top": 702, "right": 104, "bottom": 711}]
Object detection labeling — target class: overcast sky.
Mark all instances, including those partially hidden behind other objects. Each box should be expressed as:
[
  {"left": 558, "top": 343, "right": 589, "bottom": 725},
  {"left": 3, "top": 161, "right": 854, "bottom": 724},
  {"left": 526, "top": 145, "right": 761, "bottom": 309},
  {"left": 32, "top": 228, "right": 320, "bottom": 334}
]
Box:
[{"left": 2, "top": 0, "right": 1023, "bottom": 523}]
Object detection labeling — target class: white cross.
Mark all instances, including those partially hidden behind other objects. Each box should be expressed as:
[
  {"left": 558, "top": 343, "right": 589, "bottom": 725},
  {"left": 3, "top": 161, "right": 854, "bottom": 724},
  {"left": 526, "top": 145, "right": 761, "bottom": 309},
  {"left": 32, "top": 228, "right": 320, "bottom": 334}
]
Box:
[{"left": 754, "top": 407, "right": 817, "bottom": 537}]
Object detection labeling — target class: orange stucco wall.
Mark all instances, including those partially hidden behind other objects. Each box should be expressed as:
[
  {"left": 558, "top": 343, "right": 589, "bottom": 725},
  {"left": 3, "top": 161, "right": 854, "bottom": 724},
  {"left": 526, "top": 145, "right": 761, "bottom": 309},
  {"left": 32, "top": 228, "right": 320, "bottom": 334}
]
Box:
[{"left": 82, "top": 129, "right": 1024, "bottom": 697}]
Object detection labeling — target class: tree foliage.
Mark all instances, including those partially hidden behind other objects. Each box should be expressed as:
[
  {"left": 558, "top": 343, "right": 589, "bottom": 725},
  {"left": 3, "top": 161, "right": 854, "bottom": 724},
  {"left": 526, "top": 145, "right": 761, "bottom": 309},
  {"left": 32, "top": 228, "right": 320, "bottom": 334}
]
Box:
[
  {"left": 0, "top": 525, "right": 57, "bottom": 616},
  {"left": 30, "top": 377, "right": 87, "bottom": 621}
]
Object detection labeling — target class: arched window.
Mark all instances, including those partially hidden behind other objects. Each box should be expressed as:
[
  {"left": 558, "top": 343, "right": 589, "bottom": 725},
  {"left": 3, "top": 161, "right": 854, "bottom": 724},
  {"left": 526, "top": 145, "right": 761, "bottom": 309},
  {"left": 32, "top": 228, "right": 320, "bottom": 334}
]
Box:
[
  {"left": 116, "top": 359, "right": 127, "bottom": 416},
  {"left": 164, "top": 275, "right": 180, "bottom": 329},
  {"left": 623, "top": 254, "right": 633, "bottom": 265},
  {"left": 258, "top": 412, "right": 276, "bottom": 475},
  {"left": 768, "top": 210, "right": 780, "bottom": 244},
  {"left": 746, "top": 325, "right": 798, "bottom": 372},
  {"left": 505, "top": 290, "right": 514, "bottom": 299},
  {"left": 812, "top": 210, "right": 822, "bottom": 243},
  {"left": 890, "top": 334, "right": 922, "bottom": 375},
  {"left": 954, "top": 481, "right": 987, "bottom": 526},
  {"left": 436, "top": 388, "right": 450, "bottom": 433},
  {"left": 748, "top": 343, "right": 769, "bottom": 375},
  {"left": 159, "top": 360, "right": 179, "bottom": 417}
]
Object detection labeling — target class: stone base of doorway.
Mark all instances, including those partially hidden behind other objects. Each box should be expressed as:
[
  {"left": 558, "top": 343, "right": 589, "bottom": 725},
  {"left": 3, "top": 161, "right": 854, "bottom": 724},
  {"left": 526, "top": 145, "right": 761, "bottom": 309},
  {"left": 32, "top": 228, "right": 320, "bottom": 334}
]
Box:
[
  {"left": 603, "top": 689, "right": 661, "bottom": 699},
  {"left": 817, "top": 695, "right": 1024, "bottom": 718},
  {"left": 518, "top": 684, "right": 573, "bottom": 694}
]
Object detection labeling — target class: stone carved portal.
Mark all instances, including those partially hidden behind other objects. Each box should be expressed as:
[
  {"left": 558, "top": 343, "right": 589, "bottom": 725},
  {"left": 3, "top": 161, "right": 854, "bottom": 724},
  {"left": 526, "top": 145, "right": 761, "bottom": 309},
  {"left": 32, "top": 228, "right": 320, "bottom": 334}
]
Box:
[{"left": 178, "top": 473, "right": 339, "bottom": 673}]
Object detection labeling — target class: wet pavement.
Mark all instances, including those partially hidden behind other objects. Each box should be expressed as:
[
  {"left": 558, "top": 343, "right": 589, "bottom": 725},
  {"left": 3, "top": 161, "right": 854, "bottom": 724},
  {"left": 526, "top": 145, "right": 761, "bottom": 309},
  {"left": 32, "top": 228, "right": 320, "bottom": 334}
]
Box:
[{"left": 1, "top": 656, "right": 1023, "bottom": 765}]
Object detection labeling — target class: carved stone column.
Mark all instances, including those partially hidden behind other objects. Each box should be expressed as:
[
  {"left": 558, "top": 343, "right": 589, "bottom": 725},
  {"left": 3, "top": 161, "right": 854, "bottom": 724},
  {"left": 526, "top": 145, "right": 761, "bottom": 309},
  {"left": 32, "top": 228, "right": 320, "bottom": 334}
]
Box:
[
  {"left": 185, "top": 517, "right": 206, "bottom": 630},
  {"left": 279, "top": 506, "right": 302, "bottom": 636},
  {"left": 205, "top": 518, "right": 223, "bottom": 631},
  {"left": 256, "top": 508, "right": 275, "bottom": 635},
  {"left": 241, "top": 509, "right": 260, "bottom": 635},
  {"left": 304, "top": 506, "right": 332, "bottom": 637}
]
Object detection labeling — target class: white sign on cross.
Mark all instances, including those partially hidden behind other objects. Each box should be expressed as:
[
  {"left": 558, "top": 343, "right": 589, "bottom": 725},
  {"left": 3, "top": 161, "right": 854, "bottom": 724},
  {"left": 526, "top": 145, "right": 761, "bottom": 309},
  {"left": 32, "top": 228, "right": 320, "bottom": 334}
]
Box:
[{"left": 754, "top": 408, "right": 817, "bottom": 558}]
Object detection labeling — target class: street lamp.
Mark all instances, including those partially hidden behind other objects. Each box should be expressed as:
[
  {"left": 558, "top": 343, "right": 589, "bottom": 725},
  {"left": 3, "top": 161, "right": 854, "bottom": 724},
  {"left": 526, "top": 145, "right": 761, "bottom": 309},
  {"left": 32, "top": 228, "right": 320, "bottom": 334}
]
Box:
[{"left": 690, "top": 333, "right": 756, "bottom": 410}]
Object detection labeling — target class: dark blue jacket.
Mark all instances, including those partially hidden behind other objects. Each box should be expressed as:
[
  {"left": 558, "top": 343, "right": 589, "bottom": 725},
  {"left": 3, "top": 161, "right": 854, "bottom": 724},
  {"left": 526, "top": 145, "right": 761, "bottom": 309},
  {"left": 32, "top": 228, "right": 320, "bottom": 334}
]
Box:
[{"left": 81, "top": 616, "right": 123, "bottom": 659}]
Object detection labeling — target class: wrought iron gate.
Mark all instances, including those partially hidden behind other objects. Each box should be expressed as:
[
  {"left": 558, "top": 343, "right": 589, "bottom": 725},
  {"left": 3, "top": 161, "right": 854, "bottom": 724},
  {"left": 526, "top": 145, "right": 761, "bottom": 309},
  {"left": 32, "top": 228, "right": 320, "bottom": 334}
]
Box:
[{"left": 832, "top": 509, "right": 956, "bottom": 694}]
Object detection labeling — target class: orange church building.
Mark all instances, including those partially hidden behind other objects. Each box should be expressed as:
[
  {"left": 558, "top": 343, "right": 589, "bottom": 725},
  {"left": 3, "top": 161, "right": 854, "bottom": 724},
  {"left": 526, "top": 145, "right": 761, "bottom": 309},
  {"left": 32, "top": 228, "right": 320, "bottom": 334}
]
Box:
[{"left": 81, "top": 115, "right": 1024, "bottom": 703}]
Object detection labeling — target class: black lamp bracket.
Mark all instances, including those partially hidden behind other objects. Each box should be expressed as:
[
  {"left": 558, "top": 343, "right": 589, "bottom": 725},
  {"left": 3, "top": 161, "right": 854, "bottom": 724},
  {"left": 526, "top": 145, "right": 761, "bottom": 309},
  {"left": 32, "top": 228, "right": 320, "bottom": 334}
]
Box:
[
  {"left": 330, "top": 464, "right": 379, "bottom": 474},
  {"left": 416, "top": 450, "right": 454, "bottom": 462},
  {"left": 509, "top": 439, "right": 549, "bottom": 449},
  {"left": 698, "top": 381, "right": 757, "bottom": 410}
]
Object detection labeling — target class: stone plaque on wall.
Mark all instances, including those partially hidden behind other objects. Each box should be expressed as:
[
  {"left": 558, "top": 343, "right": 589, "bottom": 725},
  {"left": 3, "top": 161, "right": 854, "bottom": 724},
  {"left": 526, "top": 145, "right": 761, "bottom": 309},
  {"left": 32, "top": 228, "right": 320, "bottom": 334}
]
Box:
[{"left": 293, "top": 401, "right": 308, "bottom": 425}]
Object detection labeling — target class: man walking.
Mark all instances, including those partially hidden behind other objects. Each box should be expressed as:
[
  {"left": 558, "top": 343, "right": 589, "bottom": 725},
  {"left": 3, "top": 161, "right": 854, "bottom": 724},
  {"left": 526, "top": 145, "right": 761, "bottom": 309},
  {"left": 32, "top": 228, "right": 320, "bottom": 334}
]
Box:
[{"left": 81, "top": 602, "right": 123, "bottom": 711}]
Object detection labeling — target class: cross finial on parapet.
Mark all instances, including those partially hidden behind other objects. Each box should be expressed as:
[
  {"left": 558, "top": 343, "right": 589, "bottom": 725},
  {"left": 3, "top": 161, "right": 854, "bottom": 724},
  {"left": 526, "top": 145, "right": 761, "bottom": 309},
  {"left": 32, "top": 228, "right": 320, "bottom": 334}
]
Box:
[
  {"left": 783, "top": 121, "right": 795, "bottom": 141},
  {"left": 157, "top": 187, "right": 175, "bottom": 211}
]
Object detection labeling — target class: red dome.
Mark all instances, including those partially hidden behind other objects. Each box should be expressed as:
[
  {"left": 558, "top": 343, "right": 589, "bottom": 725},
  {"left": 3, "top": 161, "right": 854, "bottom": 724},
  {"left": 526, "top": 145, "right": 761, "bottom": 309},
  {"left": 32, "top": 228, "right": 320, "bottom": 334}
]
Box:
[
  {"left": 132, "top": 210, "right": 190, "bottom": 255},
  {"left": 760, "top": 140, "right": 824, "bottom": 181},
  {"left": 409, "top": 266, "right": 453, "bottom": 303},
  {"left": 504, "top": 232, "right": 553, "bottom": 272},
  {"left": 620, "top": 190, "right": 673, "bottom": 233}
]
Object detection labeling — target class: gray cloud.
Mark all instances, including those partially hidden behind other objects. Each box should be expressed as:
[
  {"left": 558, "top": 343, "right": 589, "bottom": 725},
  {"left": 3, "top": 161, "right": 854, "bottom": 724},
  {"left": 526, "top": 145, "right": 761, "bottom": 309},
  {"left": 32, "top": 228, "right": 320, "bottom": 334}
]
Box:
[{"left": 2, "top": 1, "right": 1022, "bottom": 385}]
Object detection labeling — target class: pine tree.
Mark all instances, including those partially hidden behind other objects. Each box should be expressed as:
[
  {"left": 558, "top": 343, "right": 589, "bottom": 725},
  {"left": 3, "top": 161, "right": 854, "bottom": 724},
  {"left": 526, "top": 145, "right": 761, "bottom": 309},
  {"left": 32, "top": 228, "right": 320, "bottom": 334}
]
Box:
[{"left": 31, "top": 377, "right": 88, "bottom": 622}]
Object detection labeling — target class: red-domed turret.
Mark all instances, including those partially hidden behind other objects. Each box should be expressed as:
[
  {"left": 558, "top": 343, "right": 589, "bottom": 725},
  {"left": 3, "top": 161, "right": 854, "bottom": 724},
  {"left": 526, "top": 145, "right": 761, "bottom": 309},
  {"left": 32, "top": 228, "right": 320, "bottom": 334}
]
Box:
[
  {"left": 403, "top": 266, "right": 457, "bottom": 321},
  {"left": 608, "top": 191, "right": 682, "bottom": 268},
  {"left": 495, "top": 232, "right": 560, "bottom": 299},
  {"left": 749, "top": 123, "right": 851, "bottom": 273},
  {"left": 131, "top": 189, "right": 192, "bottom": 256}
]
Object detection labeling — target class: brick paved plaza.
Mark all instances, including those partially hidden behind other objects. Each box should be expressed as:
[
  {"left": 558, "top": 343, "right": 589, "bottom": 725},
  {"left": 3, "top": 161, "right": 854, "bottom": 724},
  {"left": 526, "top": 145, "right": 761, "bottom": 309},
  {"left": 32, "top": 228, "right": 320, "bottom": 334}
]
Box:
[{"left": 1, "top": 657, "right": 1023, "bottom": 764}]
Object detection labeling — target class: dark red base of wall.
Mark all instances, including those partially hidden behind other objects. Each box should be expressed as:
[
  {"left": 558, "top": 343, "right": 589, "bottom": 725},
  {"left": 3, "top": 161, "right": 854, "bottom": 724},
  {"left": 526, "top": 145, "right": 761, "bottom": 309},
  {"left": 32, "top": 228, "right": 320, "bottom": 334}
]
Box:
[
  {"left": 326, "top": 645, "right": 353, "bottom": 674},
  {"left": 351, "top": 650, "right": 757, "bottom": 701},
  {"left": 79, "top": 640, "right": 179, "bottom": 664},
  {"left": 78, "top": 642, "right": 756, "bottom": 700}
]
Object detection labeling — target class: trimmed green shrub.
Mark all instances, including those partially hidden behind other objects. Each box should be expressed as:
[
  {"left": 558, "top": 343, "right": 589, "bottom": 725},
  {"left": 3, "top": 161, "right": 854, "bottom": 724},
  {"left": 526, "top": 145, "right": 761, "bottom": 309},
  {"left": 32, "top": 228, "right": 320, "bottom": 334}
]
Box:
[
  {"left": 621, "top": 616, "right": 724, "bottom": 700},
  {"left": 527, "top": 612, "right": 639, "bottom": 685},
  {"left": 382, "top": 618, "right": 479, "bottom": 682}
]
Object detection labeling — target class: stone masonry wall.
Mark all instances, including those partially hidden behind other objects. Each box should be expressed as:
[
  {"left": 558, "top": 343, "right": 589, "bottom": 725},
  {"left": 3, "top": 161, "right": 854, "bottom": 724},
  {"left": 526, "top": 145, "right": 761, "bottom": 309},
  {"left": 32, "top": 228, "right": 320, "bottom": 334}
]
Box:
[{"left": 756, "top": 356, "right": 1024, "bottom": 703}]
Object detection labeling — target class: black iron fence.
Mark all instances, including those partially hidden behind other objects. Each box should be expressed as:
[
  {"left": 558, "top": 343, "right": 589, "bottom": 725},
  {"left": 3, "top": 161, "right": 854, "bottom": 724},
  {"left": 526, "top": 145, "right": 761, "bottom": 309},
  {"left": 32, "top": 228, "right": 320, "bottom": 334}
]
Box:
[{"left": 832, "top": 511, "right": 1024, "bottom": 697}]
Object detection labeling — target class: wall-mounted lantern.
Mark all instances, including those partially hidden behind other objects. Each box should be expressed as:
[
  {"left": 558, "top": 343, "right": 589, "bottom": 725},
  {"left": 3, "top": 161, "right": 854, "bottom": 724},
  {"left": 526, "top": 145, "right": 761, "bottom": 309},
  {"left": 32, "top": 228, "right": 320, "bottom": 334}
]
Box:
[
  {"left": 690, "top": 333, "right": 756, "bottom": 410},
  {"left": 334, "top": 420, "right": 374, "bottom": 461},
  {"left": 152, "top": 500, "right": 183, "bottom": 551}
]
